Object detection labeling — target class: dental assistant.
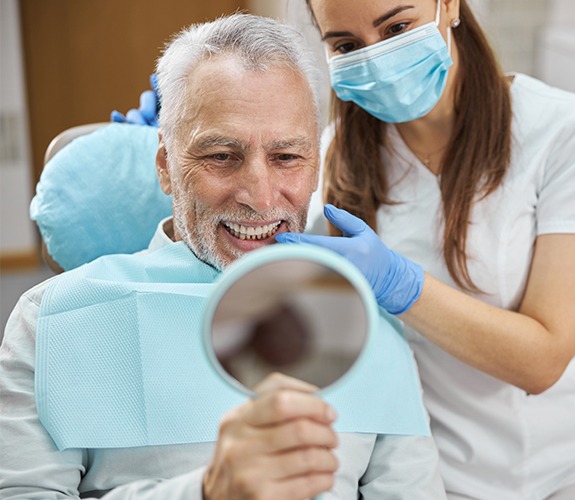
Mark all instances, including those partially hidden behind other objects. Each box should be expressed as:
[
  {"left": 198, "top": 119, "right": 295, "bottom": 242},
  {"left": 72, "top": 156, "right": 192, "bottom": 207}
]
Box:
[{"left": 275, "top": 0, "right": 575, "bottom": 498}]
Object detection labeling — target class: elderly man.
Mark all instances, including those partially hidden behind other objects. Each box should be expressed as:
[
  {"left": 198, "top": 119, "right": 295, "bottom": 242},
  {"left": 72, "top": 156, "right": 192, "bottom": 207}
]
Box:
[{"left": 0, "top": 14, "right": 445, "bottom": 499}]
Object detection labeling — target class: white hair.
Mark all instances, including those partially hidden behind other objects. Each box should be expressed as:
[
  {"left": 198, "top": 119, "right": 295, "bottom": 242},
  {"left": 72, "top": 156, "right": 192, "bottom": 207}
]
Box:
[{"left": 156, "top": 13, "right": 321, "bottom": 148}]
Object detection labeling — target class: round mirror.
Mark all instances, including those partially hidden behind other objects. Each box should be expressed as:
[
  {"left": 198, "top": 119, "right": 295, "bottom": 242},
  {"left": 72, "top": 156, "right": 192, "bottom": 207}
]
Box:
[{"left": 203, "top": 245, "right": 377, "bottom": 395}]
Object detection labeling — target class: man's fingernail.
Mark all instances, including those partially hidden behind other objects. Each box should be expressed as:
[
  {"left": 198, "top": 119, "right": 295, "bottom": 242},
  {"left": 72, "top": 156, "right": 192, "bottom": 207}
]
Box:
[{"left": 326, "top": 406, "right": 337, "bottom": 422}]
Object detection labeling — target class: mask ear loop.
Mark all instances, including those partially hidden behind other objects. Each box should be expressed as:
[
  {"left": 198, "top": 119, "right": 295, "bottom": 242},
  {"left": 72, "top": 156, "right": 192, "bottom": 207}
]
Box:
[
  {"left": 435, "top": 1, "right": 453, "bottom": 55},
  {"left": 434, "top": 0, "right": 442, "bottom": 25},
  {"left": 324, "top": 44, "right": 332, "bottom": 63}
]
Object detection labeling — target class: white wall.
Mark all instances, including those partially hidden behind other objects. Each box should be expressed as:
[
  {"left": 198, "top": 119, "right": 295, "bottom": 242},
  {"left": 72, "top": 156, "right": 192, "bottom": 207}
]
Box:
[
  {"left": 478, "top": 0, "right": 551, "bottom": 75},
  {"left": 536, "top": 0, "right": 575, "bottom": 92},
  {"left": 461, "top": 0, "right": 574, "bottom": 92},
  {"left": 247, "top": 0, "right": 288, "bottom": 19},
  {"left": 0, "top": 0, "right": 37, "bottom": 256},
  {"left": 546, "top": 0, "right": 575, "bottom": 28}
]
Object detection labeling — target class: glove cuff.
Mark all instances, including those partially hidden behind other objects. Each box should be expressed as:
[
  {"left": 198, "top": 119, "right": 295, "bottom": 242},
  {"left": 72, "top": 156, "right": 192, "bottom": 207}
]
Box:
[{"left": 376, "top": 251, "right": 424, "bottom": 315}]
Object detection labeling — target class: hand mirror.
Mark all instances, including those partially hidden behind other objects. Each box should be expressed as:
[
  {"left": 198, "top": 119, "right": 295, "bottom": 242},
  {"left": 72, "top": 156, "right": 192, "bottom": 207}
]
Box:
[{"left": 203, "top": 244, "right": 378, "bottom": 395}]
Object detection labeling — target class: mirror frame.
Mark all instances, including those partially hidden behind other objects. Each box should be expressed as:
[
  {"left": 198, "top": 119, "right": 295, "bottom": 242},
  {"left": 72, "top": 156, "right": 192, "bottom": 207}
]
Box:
[{"left": 202, "top": 244, "right": 379, "bottom": 397}]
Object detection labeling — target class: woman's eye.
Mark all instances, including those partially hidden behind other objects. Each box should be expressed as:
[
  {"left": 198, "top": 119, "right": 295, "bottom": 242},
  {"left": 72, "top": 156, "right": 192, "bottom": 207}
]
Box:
[
  {"left": 387, "top": 22, "right": 410, "bottom": 36},
  {"left": 334, "top": 42, "right": 358, "bottom": 54}
]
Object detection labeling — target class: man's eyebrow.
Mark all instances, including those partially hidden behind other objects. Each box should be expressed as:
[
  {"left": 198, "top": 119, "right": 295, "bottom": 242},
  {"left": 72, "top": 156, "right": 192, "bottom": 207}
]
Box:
[
  {"left": 268, "top": 137, "right": 314, "bottom": 151},
  {"left": 192, "top": 134, "right": 249, "bottom": 151},
  {"left": 321, "top": 5, "right": 415, "bottom": 40}
]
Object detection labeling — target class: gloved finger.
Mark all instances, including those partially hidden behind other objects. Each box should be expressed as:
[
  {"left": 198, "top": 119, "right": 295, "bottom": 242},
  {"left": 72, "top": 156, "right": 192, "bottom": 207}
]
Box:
[
  {"left": 274, "top": 232, "right": 353, "bottom": 255},
  {"left": 110, "top": 110, "right": 127, "bottom": 123},
  {"left": 125, "top": 108, "right": 147, "bottom": 126},
  {"left": 150, "top": 73, "right": 161, "bottom": 110},
  {"left": 139, "top": 90, "right": 157, "bottom": 121},
  {"left": 324, "top": 204, "right": 367, "bottom": 237},
  {"left": 150, "top": 73, "right": 159, "bottom": 93}
]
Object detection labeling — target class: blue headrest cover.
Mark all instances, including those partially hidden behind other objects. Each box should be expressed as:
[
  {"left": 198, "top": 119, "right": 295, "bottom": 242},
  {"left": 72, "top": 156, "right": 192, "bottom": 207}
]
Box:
[{"left": 30, "top": 123, "right": 172, "bottom": 271}]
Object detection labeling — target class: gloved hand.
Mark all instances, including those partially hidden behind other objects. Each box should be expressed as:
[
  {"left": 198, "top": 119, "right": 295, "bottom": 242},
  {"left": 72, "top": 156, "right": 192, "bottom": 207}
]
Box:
[
  {"left": 111, "top": 73, "right": 160, "bottom": 127},
  {"left": 275, "top": 204, "right": 424, "bottom": 315}
]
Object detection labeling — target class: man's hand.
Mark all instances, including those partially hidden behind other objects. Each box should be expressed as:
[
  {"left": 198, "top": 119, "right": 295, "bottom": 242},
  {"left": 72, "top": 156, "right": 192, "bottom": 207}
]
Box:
[{"left": 203, "top": 373, "right": 339, "bottom": 500}]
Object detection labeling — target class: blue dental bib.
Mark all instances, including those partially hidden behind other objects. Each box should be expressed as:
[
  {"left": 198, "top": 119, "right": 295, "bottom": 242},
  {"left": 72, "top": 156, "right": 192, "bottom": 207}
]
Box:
[{"left": 36, "top": 242, "right": 429, "bottom": 450}]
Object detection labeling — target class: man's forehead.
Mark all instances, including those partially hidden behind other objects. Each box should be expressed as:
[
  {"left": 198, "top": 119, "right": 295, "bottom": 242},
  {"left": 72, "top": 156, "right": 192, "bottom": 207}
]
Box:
[
  {"left": 172, "top": 55, "right": 318, "bottom": 151},
  {"left": 189, "top": 54, "right": 298, "bottom": 92},
  {"left": 187, "top": 55, "right": 316, "bottom": 116},
  {"left": 178, "top": 62, "right": 318, "bottom": 149}
]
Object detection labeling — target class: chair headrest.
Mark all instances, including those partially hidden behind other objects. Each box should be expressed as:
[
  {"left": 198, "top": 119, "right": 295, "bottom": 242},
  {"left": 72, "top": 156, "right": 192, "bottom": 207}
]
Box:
[{"left": 31, "top": 123, "right": 172, "bottom": 271}]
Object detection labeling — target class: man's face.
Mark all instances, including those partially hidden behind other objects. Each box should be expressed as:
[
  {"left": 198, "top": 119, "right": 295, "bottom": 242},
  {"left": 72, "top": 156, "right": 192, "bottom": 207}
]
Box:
[{"left": 156, "top": 55, "right": 319, "bottom": 270}]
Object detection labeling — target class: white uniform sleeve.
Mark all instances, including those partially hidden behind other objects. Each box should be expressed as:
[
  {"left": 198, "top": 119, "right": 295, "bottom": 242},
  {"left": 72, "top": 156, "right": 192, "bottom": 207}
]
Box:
[
  {"left": 359, "top": 435, "right": 447, "bottom": 499},
  {"left": 537, "top": 115, "right": 575, "bottom": 235},
  {"left": 0, "top": 289, "right": 205, "bottom": 500}
]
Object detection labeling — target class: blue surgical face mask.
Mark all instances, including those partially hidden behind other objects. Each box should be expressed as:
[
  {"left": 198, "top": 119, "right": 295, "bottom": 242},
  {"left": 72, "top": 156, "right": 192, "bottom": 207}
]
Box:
[{"left": 327, "top": 1, "right": 453, "bottom": 123}]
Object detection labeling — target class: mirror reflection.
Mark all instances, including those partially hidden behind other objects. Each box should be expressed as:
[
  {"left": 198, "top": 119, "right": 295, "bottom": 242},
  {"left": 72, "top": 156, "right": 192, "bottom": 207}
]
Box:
[{"left": 210, "top": 258, "right": 368, "bottom": 392}]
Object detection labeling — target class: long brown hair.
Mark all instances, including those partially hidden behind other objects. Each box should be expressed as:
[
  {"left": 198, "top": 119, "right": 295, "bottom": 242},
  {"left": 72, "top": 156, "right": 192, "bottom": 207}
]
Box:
[{"left": 306, "top": 0, "right": 512, "bottom": 291}]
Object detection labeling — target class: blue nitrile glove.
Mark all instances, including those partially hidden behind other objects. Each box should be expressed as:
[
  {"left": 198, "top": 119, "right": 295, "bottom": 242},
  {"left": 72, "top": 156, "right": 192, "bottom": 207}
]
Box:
[
  {"left": 275, "top": 204, "right": 424, "bottom": 315},
  {"left": 111, "top": 73, "right": 160, "bottom": 127}
]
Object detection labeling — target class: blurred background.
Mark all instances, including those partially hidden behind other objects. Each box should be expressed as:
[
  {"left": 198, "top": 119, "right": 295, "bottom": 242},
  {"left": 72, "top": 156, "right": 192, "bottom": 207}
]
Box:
[{"left": 1, "top": 0, "right": 574, "bottom": 335}]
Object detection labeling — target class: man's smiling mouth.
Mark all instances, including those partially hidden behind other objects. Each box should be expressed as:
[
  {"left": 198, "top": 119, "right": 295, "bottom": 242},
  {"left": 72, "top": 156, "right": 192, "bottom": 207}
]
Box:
[{"left": 223, "top": 221, "right": 282, "bottom": 240}]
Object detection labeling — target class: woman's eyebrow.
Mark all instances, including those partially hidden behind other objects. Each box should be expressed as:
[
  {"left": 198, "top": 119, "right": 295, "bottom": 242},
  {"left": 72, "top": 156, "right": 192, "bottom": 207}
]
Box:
[
  {"left": 321, "top": 5, "right": 415, "bottom": 40},
  {"left": 373, "top": 5, "right": 415, "bottom": 29}
]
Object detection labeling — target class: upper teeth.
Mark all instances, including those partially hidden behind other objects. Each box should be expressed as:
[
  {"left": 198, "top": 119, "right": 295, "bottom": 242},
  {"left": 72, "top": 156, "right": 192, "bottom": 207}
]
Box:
[{"left": 224, "top": 221, "right": 282, "bottom": 240}]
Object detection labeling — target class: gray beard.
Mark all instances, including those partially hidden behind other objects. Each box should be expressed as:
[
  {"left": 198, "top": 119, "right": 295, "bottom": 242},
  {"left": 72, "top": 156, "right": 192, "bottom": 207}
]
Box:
[{"left": 172, "top": 205, "right": 308, "bottom": 271}]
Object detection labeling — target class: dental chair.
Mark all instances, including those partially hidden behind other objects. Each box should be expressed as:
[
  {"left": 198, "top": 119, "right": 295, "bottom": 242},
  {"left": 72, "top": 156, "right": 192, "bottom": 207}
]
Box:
[
  {"left": 31, "top": 123, "right": 172, "bottom": 272},
  {"left": 43, "top": 123, "right": 108, "bottom": 166}
]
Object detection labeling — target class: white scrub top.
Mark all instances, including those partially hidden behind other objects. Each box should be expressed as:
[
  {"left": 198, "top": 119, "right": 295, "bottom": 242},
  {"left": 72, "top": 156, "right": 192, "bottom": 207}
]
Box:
[{"left": 311, "top": 74, "right": 575, "bottom": 499}]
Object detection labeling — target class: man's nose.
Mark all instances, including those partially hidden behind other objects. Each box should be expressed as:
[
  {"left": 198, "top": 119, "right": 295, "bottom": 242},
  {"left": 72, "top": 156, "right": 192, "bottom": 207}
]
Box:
[{"left": 234, "top": 158, "right": 276, "bottom": 213}]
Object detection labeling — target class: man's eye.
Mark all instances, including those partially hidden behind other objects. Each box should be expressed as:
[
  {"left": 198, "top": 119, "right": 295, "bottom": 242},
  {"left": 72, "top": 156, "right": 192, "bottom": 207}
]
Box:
[
  {"left": 270, "top": 153, "right": 303, "bottom": 168},
  {"left": 277, "top": 154, "right": 299, "bottom": 161},
  {"left": 273, "top": 153, "right": 304, "bottom": 165},
  {"left": 210, "top": 153, "right": 233, "bottom": 162}
]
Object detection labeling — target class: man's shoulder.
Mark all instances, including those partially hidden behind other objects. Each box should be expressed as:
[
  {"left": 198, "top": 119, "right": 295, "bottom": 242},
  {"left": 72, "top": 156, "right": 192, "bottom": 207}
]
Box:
[{"left": 20, "top": 274, "right": 61, "bottom": 308}]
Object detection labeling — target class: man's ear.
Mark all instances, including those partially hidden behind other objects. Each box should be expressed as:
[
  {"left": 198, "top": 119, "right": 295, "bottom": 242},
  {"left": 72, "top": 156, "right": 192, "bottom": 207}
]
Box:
[{"left": 156, "top": 131, "right": 172, "bottom": 195}]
